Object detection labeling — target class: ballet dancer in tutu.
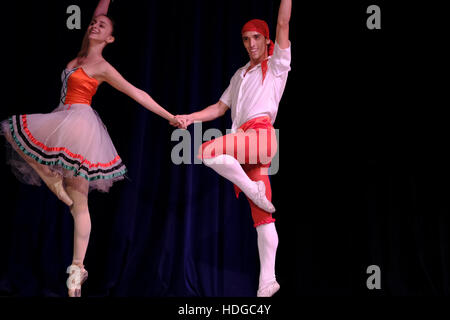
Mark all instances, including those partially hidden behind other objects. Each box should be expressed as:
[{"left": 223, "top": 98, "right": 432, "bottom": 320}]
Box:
[
  {"left": 174, "top": 0, "right": 291, "bottom": 297},
  {"left": 0, "top": 0, "right": 184, "bottom": 297}
]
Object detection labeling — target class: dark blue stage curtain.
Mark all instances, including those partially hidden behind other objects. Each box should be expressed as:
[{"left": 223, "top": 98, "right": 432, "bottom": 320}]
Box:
[
  {"left": 1, "top": 1, "right": 446, "bottom": 297},
  {"left": 0, "top": 0, "right": 302, "bottom": 297}
]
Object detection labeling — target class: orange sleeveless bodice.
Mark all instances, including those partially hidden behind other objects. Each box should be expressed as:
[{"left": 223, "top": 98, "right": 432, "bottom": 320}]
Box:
[{"left": 61, "top": 68, "right": 99, "bottom": 105}]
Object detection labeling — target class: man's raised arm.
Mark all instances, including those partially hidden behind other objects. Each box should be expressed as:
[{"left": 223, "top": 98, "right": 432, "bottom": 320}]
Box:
[{"left": 276, "top": 0, "right": 292, "bottom": 49}]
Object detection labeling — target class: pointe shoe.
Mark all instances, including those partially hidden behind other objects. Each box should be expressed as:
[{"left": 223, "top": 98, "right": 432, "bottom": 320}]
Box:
[
  {"left": 35, "top": 169, "right": 73, "bottom": 207},
  {"left": 67, "top": 264, "right": 88, "bottom": 297},
  {"left": 16, "top": 144, "right": 73, "bottom": 206},
  {"left": 249, "top": 181, "right": 276, "bottom": 213},
  {"left": 257, "top": 280, "right": 280, "bottom": 297},
  {"left": 49, "top": 179, "right": 74, "bottom": 207}
]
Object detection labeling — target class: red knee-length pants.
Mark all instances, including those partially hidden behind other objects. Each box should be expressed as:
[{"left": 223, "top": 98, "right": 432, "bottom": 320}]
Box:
[{"left": 197, "top": 116, "right": 278, "bottom": 227}]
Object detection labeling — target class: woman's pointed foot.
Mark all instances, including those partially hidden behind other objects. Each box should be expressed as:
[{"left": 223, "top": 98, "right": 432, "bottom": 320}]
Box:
[
  {"left": 38, "top": 171, "right": 73, "bottom": 206},
  {"left": 50, "top": 179, "right": 74, "bottom": 206}
]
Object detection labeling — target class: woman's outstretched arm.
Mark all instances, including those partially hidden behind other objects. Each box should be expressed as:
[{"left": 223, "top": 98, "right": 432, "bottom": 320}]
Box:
[{"left": 99, "top": 61, "right": 182, "bottom": 125}]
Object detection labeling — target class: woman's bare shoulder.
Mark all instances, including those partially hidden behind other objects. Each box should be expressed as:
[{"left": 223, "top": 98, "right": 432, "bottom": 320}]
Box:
[{"left": 65, "top": 58, "right": 79, "bottom": 70}]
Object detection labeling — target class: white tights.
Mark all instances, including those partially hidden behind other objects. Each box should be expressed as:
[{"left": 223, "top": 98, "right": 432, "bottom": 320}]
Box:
[
  {"left": 203, "top": 154, "right": 258, "bottom": 198},
  {"left": 203, "top": 155, "right": 278, "bottom": 289},
  {"left": 256, "top": 222, "right": 279, "bottom": 289}
]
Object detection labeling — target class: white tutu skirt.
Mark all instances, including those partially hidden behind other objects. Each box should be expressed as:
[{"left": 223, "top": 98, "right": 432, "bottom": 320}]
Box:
[{"left": 1, "top": 103, "right": 127, "bottom": 193}]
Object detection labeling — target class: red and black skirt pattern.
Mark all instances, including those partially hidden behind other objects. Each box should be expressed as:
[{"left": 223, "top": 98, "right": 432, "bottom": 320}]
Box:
[{"left": 0, "top": 103, "right": 127, "bottom": 193}]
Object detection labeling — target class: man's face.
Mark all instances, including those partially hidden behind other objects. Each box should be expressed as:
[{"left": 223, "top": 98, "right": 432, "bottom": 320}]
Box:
[{"left": 242, "top": 31, "right": 270, "bottom": 64}]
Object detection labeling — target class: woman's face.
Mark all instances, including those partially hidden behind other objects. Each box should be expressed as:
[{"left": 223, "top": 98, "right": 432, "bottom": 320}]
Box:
[{"left": 87, "top": 15, "right": 114, "bottom": 44}]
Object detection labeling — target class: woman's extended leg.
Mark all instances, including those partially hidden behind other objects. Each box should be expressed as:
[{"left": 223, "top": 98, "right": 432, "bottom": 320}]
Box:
[
  {"left": 3, "top": 131, "right": 73, "bottom": 206},
  {"left": 64, "top": 176, "right": 90, "bottom": 297}
]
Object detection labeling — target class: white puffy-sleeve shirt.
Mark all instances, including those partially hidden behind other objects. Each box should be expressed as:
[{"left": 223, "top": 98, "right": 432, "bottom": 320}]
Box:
[{"left": 220, "top": 41, "right": 291, "bottom": 133}]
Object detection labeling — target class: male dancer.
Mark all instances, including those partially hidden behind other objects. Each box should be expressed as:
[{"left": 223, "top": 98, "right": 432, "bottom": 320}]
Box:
[{"left": 175, "top": 0, "right": 291, "bottom": 297}]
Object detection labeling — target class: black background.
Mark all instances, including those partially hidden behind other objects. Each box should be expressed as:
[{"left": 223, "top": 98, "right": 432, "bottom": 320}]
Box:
[{"left": 0, "top": 0, "right": 447, "bottom": 315}]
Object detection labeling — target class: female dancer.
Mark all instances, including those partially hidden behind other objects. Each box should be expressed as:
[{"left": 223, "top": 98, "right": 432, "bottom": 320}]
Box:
[{"left": 0, "top": 0, "right": 183, "bottom": 297}]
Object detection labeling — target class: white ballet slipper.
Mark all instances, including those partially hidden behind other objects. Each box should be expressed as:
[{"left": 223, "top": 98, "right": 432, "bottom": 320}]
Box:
[
  {"left": 257, "top": 280, "right": 280, "bottom": 297},
  {"left": 249, "top": 181, "right": 275, "bottom": 213}
]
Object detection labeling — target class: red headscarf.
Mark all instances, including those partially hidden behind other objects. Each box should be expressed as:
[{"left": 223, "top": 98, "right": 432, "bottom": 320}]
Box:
[{"left": 241, "top": 19, "right": 275, "bottom": 83}]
